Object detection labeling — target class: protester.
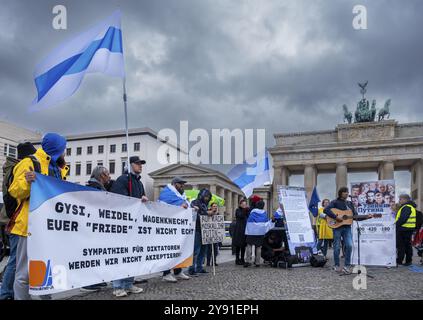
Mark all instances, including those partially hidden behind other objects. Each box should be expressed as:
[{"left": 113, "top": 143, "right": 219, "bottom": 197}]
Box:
[
  {"left": 206, "top": 203, "right": 219, "bottom": 267},
  {"left": 6, "top": 134, "right": 68, "bottom": 300},
  {"left": 316, "top": 199, "right": 333, "bottom": 258},
  {"left": 0, "top": 142, "right": 37, "bottom": 300},
  {"left": 158, "top": 177, "right": 191, "bottom": 282},
  {"left": 396, "top": 194, "right": 417, "bottom": 266},
  {"left": 244, "top": 200, "right": 274, "bottom": 268},
  {"left": 109, "top": 156, "right": 147, "bottom": 297},
  {"left": 324, "top": 187, "right": 373, "bottom": 274},
  {"left": 79, "top": 166, "right": 111, "bottom": 292},
  {"left": 232, "top": 199, "right": 249, "bottom": 265},
  {"left": 188, "top": 188, "right": 212, "bottom": 276}
]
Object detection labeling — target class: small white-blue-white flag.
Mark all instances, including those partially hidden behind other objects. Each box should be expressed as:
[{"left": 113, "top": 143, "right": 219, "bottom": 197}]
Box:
[
  {"left": 30, "top": 10, "right": 125, "bottom": 111},
  {"left": 227, "top": 150, "right": 272, "bottom": 198}
]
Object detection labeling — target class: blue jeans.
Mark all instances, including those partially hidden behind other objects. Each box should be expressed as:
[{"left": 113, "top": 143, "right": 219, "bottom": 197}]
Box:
[
  {"left": 333, "top": 226, "right": 352, "bottom": 267},
  {"left": 189, "top": 230, "right": 206, "bottom": 273},
  {"left": 317, "top": 239, "right": 329, "bottom": 257},
  {"left": 0, "top": 234, "right": 19, "bottom": 300},
  {"left": 112, "top": 277, "right": 134, "bottom": 290}
]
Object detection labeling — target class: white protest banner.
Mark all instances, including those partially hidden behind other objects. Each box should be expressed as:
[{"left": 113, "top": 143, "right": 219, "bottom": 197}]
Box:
[
  {"left": 28, "top": 174, "right": 195, "bottom": 295},
  {"left": 278, "top": 186, "right": 316, "bottom": 262},
  {"left": 200, "top": 215, "right": 225, "bottom": 245},
  {"left": 350, "top": 180, "right": 396, "bottom": 266}
]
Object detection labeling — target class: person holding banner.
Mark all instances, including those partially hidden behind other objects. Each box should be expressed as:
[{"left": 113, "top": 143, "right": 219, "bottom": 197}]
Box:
[
  {"left": 188, "top": 188, "right": 212, "bottom": 276},
  {"left": 6, "top": 133, "right": 68, "bottom": 300},
  {"left": 109, "top": 156, "right": 147, "bottom": 297},
  {"left": 80, "top": 166, "right": 111, "bottom": 292},
  {"left": 158, "top": 177, "right": 191, "bottom": 282},
  {"left": 244, "top": 200, "right": 275, "bottom": 268},
  {"left": 206, "top": 203, "right": 220, "bottom": 267}
]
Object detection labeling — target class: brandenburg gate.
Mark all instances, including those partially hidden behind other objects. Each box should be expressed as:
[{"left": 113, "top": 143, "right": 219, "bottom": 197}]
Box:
[{"left": 269, "top": 120, "right": 423, "bottom": 211}]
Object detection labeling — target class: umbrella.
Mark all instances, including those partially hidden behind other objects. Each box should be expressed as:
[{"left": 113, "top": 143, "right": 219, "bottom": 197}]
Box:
[{"left": 185, "top": 189, "right": 225, "bottom": 207}]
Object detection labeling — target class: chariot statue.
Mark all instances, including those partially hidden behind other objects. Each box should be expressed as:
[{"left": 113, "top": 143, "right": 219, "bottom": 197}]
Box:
[{"left": 342, "top": 81, "right": 391, "bottom": 124}]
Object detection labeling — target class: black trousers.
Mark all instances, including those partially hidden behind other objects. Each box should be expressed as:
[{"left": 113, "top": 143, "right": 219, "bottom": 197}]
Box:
[
  {"left": 235, "top": 246, "right": 246, "bottom": 262},
  {"left": 396, "top": 230, "right": 414, "bottom": 264},
  {"left": 163, "top": 268, "right": 182, "bottom": 276}
]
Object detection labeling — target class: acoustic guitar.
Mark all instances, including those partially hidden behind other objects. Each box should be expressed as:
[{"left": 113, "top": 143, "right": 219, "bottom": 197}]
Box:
[{"left": 326, "top": 208, "right": 382, "bottom": 229}]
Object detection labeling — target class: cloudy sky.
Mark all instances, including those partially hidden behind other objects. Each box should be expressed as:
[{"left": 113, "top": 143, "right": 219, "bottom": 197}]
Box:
[{"left": 0, "top": 0, "right": 421, "bottom": 198}]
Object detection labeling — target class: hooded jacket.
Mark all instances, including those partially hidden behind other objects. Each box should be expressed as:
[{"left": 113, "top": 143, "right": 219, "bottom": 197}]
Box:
[
  {"left": 190, "top": 188, "right": 212, "bottom": 231},
  {"left": 7, "top": 134, "right": 68, "bottom": 237}
]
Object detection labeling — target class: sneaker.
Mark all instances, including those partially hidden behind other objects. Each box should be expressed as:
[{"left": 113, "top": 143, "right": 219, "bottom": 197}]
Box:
[
  {"left": 332, "top": 266, "right": 340, "bottom": 272},
  {"left": 244, "top": 262, "right": 251, "bottom": 268},
  {"left": 188, "top": 270, "right": 199, "bottom": 277},
  {"left": 113, "top": 289, "right": 128, "bottom": 297},
  {"left": 342, "top": 266, "right": 352, "bottom": 274},
  {"left": 175, "top": 272, "right": 190, "bottom": 280},
  {"left": 126, "top": 285, "right": 144, "bottom": 294},
  {"left": 162, "top": 273, "right": 178, "bottom": 283}
]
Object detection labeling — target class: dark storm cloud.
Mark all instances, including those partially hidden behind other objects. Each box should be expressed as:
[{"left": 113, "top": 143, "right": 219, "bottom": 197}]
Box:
[{"left": 0, "top": 0, "right": 422, "bottom": 159}]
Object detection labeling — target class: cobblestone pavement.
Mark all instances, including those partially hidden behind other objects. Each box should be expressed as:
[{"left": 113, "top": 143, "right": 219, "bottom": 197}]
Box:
[{"left": 66, "top": 250, "right": 423, "bottom": 300}]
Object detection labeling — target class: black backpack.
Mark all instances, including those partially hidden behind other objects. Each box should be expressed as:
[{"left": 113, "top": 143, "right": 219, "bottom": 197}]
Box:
[{"left": 2, "top": 155, "right": 41, "bottom": 219}]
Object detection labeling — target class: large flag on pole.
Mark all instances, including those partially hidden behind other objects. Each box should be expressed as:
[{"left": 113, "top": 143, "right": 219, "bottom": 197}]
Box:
[
  {"left": 30, "top": 10, "right": 125, "bottom": 111},
  {"left": 227, "top": 150, "right": 271, "bottom": 198}
]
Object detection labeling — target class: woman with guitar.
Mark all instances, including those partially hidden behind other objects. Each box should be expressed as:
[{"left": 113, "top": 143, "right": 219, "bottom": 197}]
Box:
[{"left": 324, "top": 187, "right": 375, "bottom": 274}]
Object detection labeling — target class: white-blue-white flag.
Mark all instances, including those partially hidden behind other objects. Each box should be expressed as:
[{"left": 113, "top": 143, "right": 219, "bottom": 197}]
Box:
[
  {"left": 30, "top": 10, "right": 125, "bottom": 112},
  {"left": 227, "top": 150, "right": 272, "bottom": 198}
]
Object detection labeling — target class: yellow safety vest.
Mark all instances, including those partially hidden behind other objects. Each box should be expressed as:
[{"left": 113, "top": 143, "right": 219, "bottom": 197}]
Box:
[{"left": 395, "top": 204, "right": 416, "bottom": 229}]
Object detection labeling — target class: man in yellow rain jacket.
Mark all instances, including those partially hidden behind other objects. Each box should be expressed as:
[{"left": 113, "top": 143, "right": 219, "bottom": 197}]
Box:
[{"left": 7, "top": 133, "right": 68, "bottom": 300}]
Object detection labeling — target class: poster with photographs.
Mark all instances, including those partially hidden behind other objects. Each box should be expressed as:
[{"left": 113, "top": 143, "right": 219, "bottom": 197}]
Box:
[{"left": 350, "top": 180, "right": 397, "bottom": 267}]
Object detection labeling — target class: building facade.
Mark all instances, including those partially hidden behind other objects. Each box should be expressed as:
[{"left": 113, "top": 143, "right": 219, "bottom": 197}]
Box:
[
  {"left": 269, "top": 120, "right": 423, "bottom": 212},
  {"left": 0, "top": 120, "right": 41, "bottom": 186}
]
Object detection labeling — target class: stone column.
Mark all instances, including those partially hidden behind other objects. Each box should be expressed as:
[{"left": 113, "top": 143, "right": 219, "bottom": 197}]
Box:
[
  {"left": 209, "top": 184, "right": 217, "bottom": 195},
  {"left": 153, "top": 186, "right": 161, "bottom": 201},
  {"left": 272, "top": 166, "right": 290, "bottom": 213},
  {"left": 217, "top": 187, "right": 225, "bottom": 214},
  {"left": 378, "top": 161, "right": 394, "bottom": 180},
  {"left": 226, "top": 190, "right": 233, "bottom": 219},
  {"left": 232, "top": 193, "right": 238, "bottom": 216},
  {"left": 336, "top": 163, "right": 348, "bottom": 194},
  {"left": 411, "top": 159, "right": 423, "bottom": 212},
  {"left": 304, "top": 165, "right": 317, "bottom": 201}
]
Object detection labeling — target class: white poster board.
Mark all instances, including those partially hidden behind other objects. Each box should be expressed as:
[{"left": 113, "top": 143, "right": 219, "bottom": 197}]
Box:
[
  {"left": 200, "top": 215, "right": 225, "bottom": 245},
  {"left": 350, "top": 180, "right": 397, "bottom": 267},
  {"left": 278, "top": 186, "right": 316, "bottom": 263}
]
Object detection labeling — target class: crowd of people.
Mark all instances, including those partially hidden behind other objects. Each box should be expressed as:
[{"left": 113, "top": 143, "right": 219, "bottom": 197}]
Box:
[{"left": 0, "top": 133, "right": 422, "bottom": 300}]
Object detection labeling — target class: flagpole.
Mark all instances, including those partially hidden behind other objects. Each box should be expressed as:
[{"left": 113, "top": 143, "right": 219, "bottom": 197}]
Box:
[{"left": 123, "top": 78, "right": 130, "bottom": 174}]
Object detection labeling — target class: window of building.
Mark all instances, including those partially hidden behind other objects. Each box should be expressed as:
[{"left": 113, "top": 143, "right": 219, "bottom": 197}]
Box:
[
  {"left": 3, "top": 144, "right": 17, "bottom": 159},
  {"left": 77, "top": 147, "right": 82, "bottom": 155},
  {"left": 121, "top": 159, "right": 128, "bottom": 174},
  {"left": 97, "top": 161, "right": 103, "bottom": 167},
  {"left": 87, "top": 146, "right": 93, "bottom": 155},
  {"left": 75, "top": 163, "right": 81, "bottom": 176},
  {"left": 110, "top": 144, "right": 116, "bottom": 153},
  {"left": 122, "top": 143, "right": 127, "bottom": 153},
  {"left": 134, "top": 142, "right": 140, "bottom": 152},
  {"left": 98, "top": 145, "right": 104, "bottom": 154},
  {"left": 109, "top": 161, "right": 115, "bottom": 174},
  {"left": 66, "top": 163, "right": 71, "bottom": 176},
  {"left": 86, "top": 162, "right": 92, "bottom": 175},
  {"left": 66, "top": 148, "right": 72, "bottom": 156}
]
